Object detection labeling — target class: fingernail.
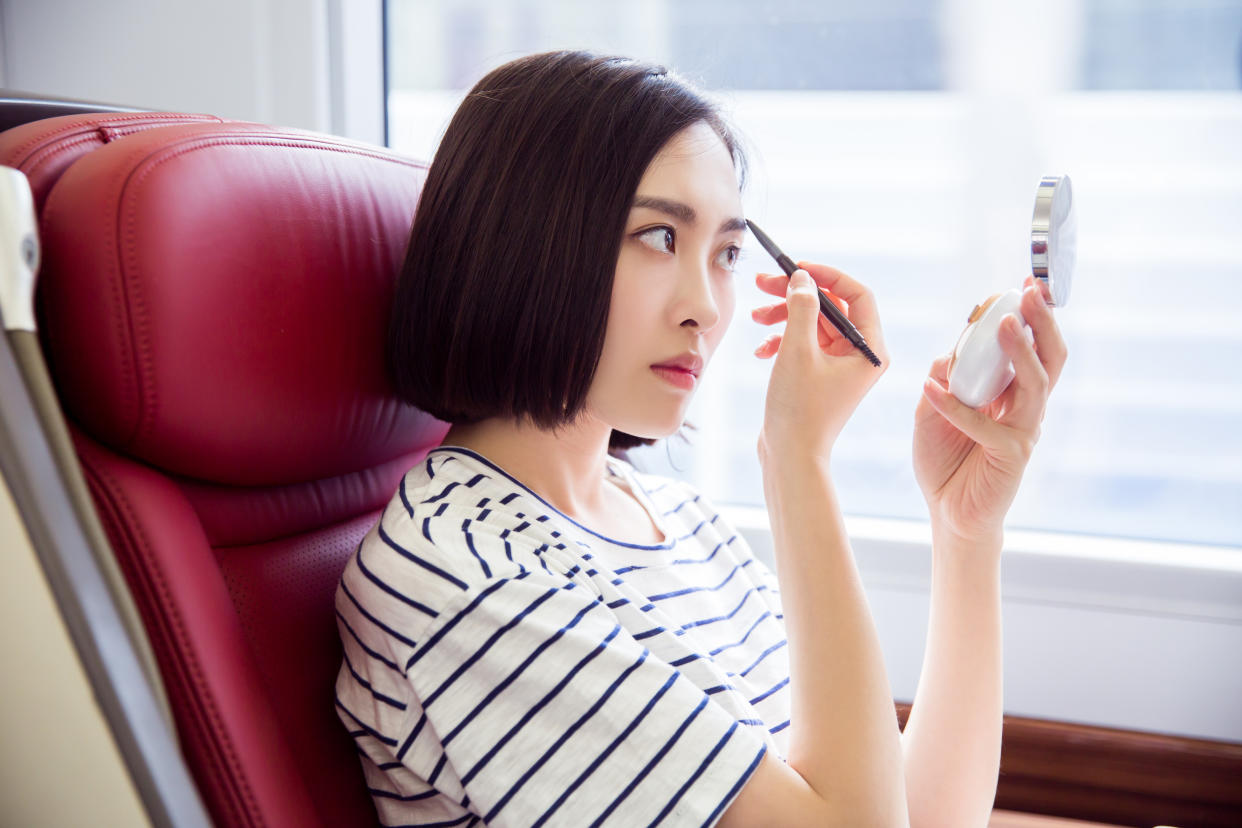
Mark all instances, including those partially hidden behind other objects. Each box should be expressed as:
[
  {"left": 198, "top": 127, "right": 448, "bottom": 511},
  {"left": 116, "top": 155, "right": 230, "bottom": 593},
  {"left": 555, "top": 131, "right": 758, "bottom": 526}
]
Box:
[{"left": 787, "top": 269, "right": 813, "bottom": 295}]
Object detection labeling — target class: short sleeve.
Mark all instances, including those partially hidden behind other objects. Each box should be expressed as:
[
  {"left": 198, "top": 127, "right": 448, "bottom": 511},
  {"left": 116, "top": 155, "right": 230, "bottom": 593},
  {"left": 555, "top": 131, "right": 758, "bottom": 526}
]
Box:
[{"left": 399, "top": 572, "right": 767, "bottom": 827}]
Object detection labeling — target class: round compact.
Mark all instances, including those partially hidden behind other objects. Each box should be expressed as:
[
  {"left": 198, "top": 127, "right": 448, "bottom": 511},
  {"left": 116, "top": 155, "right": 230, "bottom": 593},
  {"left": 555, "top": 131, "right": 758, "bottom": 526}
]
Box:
[
  {"left": 1030, "top": 174, "right": 1076, "bottom": 308},
  {"left": 947, "top": 289, "right": 1025, "bottom": 409}
]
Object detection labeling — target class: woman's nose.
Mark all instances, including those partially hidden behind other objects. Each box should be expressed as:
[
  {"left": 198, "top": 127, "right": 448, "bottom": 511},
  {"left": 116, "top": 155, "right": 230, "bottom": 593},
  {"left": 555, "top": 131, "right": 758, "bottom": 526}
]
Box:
[{"left": 676, "top": 258, "right": 722, "bottom": 331}]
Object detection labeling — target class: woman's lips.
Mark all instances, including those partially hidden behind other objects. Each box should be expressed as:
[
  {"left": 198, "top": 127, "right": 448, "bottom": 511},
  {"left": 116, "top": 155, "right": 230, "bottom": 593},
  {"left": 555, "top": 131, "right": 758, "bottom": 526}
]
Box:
[{"left": 651, "top": 365, "right": 697, "bottom": 390}]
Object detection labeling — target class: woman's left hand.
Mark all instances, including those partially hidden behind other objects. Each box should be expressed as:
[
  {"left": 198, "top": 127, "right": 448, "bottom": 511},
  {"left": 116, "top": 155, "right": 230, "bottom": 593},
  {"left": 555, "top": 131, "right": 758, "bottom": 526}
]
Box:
[{"left": 913, "top": 277, "right": 1068, "bottom": 544}]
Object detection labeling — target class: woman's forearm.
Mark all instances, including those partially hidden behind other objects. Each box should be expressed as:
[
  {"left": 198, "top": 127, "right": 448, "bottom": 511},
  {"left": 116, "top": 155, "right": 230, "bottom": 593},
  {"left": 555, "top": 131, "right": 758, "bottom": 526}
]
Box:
[
  {"left": 763, "top": 455, "right": 909, "bottom": 825},
  {"left": 901, "top": 527, "right": 1004, "bottom": 828}
]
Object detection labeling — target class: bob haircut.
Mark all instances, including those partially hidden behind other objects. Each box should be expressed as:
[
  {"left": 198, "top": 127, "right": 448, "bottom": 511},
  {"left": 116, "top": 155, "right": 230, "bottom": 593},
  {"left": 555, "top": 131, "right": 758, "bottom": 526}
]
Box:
[{"left": 387, "top": 50, "right": 746, "bottom": 450}]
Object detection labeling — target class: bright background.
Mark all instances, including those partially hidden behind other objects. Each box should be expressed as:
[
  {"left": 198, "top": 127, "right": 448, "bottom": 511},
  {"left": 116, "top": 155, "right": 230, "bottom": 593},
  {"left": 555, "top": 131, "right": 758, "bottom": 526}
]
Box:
[{"left": 385, "top": 0, "right": 1242, "bottom": 549}]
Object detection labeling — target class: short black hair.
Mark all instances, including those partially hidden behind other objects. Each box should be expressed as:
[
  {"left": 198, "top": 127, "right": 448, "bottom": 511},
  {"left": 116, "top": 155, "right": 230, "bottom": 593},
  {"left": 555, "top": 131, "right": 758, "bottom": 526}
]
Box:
[{"left": 387, "top": 50, "right": 745, "bottom": 450}]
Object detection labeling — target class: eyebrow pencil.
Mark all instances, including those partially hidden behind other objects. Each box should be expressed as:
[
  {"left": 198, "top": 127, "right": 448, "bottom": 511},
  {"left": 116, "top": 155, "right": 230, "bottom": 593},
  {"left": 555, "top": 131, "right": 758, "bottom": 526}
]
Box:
[{"left": 746, "top": 219, "right": 882, "bottom": 368}]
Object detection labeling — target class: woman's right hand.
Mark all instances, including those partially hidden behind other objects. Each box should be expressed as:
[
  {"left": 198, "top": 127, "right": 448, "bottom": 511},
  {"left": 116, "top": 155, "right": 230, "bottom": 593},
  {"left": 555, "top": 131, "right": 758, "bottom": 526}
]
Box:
[{"left": 752, "top": 262, "right": 888, "bottom": 468}]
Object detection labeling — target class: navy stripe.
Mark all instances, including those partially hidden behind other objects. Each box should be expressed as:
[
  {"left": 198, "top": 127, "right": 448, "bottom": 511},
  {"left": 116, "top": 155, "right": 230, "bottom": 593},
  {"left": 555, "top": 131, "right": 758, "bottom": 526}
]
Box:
[
  {"left": 378, "top": 522, "right": 469, "bottom": 591},
  {"left": 427, "top": 751, "right": 448, "bottom": 786},
  {"left": 709, "top": 610, "right": 773, "bottom": 657},
  {"left": 461, "top": 520, "right": 492, "bottom": 577},
  {"left": 406, "top": 575, "right": 521, "bottom": 669},
  {"left": 769, "top": 720, "right": 790, "bottom": 734},
  {"left": 593, "top": 696, "right": 710, "bottom": 825},
  {"left": 527, "top": 668, "right": 678, "bottom": 828},
  {"left": 369, "top": 787, "right": 438, "bottom": 802},
  {"left": 649, "top": 720, "right": 740, "bottom": 825},
  {"left": 336, "top": 698, "right": 398, "bottom": 747},
  {"left": 647, "top": 561, "right": 745, "bottom": 603},
  {"left": 740, "top": 639, "right": 788, "bottom": 677},
  {"left": 500, "top": 492, "right": 519, "bottom": 505},
  {"left": 422, "top": 585, "right": 564, "bottom": 708},
  {"left": 671, "top": 538, "right": 731, "bottom": 567},
  {"left": 632, "top": 625, "right": 667, "bottom": 641},
  {"left": 341, "top": 649, "right": 406, "bottom": 710},
  {"left": 465, "top": 473, "right": 486, "bottom": 487},
  {"left": 749, "top": 676, "right": 790, "bottom": 706},
  {"left": 662, "top": 494, "right": 702, "bottom": 515},
  {"left": 395, "top": 712, "right": 426, "bottom": 761},
  {"left": 341, "top": 578, "right": 419, "bottom": 649},
  {"left": 336, "top": 610, "right": 403, "bottom": 674},
  {"left": 675, "top": 519, "right": 709, "bottom": 541},
  {"left": 441, "top": 598, "right": 603, "bottom": 747},
  {"left": 701, "top": 746, "right": 767, "bottom": 828},
  {"left": 422, "top": 480, "right": 460, "bottom": 504},
  {"left": 399, "top": 475, "right": 415, "bottom": 517},
  {"left": 356, "top": 551, "right": 437, "bottom": 617},
  {"left": 459, "top": 625, "right": 624, "bottom": 787},
  {"left": 682, "top": 587, "right": 762, "bottom": 631}
]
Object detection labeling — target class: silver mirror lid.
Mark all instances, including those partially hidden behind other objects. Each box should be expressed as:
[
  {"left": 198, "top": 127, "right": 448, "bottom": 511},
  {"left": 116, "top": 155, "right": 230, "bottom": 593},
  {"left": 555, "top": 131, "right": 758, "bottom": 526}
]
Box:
[{"left": 1031, "top": 174, "right": 1076, "bottom": 308}]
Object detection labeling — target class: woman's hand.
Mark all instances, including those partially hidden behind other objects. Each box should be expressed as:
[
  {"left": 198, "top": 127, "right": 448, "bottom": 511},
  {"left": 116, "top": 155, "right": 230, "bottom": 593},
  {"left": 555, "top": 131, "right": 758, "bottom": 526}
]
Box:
[
  {"left": 914, "top": 277, "right": 1068, "bottom": 544},
  {"left": 752, "top": 262, "right": 888, "bottom": 468}
]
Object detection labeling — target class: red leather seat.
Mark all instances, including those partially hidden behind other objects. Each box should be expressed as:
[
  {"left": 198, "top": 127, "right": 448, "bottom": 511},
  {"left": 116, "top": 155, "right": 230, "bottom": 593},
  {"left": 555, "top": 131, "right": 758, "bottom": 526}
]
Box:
[
  {"left": 0, "top": 111, "right": 230, "bottom": 210},
  {"left": 29, "top": 119, "right": 448, "bottom": 827}
]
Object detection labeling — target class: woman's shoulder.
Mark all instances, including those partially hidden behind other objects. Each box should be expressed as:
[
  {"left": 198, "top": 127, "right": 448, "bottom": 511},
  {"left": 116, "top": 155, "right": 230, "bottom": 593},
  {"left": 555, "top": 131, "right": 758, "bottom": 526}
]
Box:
[{"left": 357, "top": 448, "right": 585, "bottom": 593}]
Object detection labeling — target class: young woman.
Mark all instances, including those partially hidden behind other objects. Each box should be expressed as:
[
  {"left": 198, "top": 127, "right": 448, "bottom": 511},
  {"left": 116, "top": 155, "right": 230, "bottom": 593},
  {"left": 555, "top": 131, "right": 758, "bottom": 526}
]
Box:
[{"left": 335, "top": 50, "right": 1066, "bottom": 827}]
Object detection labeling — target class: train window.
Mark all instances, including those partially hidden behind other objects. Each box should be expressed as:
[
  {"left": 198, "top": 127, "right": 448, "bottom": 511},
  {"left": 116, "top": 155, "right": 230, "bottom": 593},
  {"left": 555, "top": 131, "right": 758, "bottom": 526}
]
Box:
[{"left": 384, "top": 0, "right": 1242, "bottom": 548}]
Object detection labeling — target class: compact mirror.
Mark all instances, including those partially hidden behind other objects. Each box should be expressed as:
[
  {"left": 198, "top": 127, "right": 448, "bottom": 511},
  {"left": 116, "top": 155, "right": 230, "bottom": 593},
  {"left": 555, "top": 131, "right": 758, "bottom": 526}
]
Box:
[
  {"left": 1031, "top": 174, "right": 1076, "bottom": 307},
  {"left": 947, "top": 173, "right": 1077, "bottom": 408}
]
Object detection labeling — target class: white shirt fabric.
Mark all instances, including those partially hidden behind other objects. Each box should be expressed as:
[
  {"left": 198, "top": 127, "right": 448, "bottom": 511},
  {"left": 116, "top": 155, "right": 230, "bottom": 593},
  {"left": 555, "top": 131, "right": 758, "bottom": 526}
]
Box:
[{"left": 334, "top": 446, "right": 791, "bottom": 827}]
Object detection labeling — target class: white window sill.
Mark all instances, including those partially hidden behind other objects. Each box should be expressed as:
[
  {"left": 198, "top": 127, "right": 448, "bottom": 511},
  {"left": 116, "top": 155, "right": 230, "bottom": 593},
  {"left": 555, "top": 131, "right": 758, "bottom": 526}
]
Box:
[{"left": 722, "top": 504, "right": 1242, "bottom": 743}]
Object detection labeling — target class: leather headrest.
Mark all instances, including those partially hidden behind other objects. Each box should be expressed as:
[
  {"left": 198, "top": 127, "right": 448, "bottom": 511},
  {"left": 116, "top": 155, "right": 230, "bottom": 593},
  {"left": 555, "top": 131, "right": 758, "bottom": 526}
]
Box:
[
  {"left": 39, "top": 123, "right": 444, "bottom": 486},
  {"left": 0, "top": 111, "right": 229, "bottom": 211}
]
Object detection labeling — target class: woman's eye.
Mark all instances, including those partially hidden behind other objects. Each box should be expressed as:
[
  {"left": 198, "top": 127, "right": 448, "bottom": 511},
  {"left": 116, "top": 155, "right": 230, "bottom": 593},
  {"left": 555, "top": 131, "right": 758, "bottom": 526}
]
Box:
[
  {"left": 637, "top": 226, "right": 675, "bottom": 254},
  {"left": 715, "top": 245, "right": 741, "bottom": 272}
]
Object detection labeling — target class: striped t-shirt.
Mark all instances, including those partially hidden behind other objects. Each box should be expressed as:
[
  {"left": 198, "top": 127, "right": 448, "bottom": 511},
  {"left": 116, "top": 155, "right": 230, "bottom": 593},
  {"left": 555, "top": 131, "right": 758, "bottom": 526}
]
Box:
[{"left": 334, "top": 446, "right": 791, "bottom": 827}]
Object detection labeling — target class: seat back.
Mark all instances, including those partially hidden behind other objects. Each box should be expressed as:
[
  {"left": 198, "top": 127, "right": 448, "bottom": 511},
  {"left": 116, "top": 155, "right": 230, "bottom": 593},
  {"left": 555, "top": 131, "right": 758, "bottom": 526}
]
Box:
[
  {"left": 0, "top": 111, "right": 229, "bottom": 210},
  {"left": 31, "top": 119, "right": 447, "bottom": 827}
]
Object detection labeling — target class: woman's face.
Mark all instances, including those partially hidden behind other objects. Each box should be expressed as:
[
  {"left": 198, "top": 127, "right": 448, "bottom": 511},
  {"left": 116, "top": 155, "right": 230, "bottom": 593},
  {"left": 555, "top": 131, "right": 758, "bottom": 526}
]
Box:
[{"left": 586, "top": 121, "right": 745, "bottom": 439}]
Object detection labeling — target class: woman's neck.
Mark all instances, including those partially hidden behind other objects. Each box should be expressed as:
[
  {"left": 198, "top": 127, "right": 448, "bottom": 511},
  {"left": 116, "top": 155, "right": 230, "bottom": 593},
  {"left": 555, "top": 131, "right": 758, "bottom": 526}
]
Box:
[{"left": 440, "top": 416, "right": 616, "bottom": 523}]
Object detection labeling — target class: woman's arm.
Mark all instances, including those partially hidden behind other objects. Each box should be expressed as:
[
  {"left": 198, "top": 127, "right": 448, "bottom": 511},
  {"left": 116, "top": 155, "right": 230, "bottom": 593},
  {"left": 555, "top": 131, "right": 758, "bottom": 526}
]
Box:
[
  {"left": 900, "top": 528, "right": 1003, "bottom": 828},
  {"left": 903, "top": 277, "right": 1067, "bottom": 828},
  {"left": 721, "top": 265, "right": 908, "bottom": 827}
]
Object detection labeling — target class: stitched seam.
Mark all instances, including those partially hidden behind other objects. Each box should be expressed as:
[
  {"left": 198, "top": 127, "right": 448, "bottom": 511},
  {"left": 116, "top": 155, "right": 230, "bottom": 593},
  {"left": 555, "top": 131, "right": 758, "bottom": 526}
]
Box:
[
  {"left": 80, "top": 456, "right": 265, "bottom": 828},
  {"left": 19, "top": 134, "right": 97, "bottom": 177},
  {"left": 2, "top": 113, "right": 220, "bottom": 165}
]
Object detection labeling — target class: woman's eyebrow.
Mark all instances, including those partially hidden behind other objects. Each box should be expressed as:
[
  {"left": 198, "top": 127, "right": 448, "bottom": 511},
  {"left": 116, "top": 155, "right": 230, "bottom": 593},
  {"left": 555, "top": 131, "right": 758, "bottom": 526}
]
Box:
[{"left": 632, "top": 195, "right": 746, "bottom": 234}]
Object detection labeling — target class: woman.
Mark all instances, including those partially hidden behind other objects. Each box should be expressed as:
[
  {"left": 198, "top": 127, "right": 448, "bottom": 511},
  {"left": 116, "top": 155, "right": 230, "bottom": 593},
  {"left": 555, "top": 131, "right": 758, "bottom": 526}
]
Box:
[{"left": 335, "top": 50, "right": 1065, "bottom": 827}]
